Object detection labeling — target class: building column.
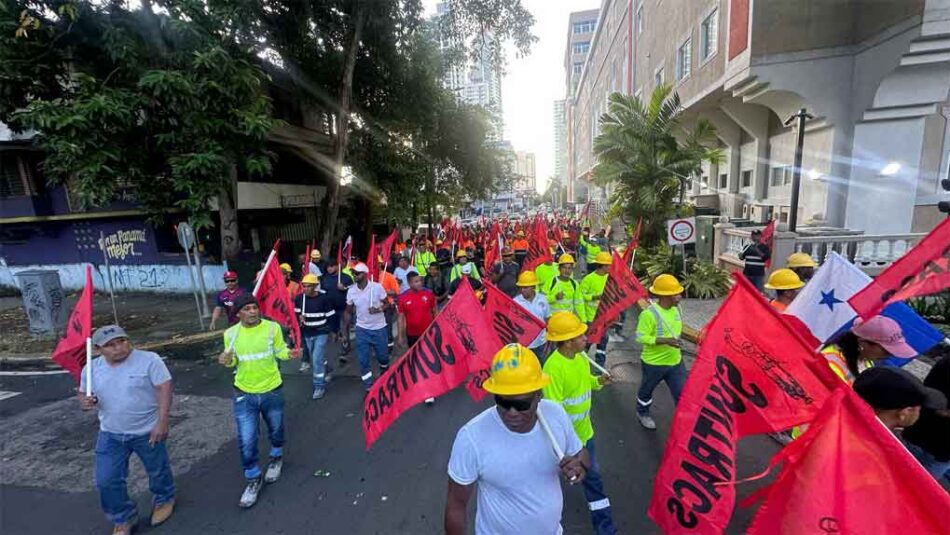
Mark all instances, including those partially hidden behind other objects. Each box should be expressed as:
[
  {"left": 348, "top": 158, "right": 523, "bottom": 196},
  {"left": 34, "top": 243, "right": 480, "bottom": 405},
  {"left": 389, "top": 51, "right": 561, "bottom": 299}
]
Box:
[
  {"left": 720, "top": 100, "right": 771, "bottom": 202},
  {"left": 704, "top": 109, "right": 744, "bottom": 216}
]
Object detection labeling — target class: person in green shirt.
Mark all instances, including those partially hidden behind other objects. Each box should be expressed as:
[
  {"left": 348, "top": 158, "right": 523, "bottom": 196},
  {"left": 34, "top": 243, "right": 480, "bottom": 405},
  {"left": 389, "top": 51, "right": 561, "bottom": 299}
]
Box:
[
  {"left": 579, "top": 251, "right": 612, "bottom": 371},
  {"left": 545, "top": 253, "right": 581, "bottom": 315},
  {"left": 414, "top": 241, "right": 436, "bottom": 277},
  {"left": 218, "top": 293, "right": 299, "bottom": 508},
  {"left": 634, "top": 273, "right": 686, "bottom": 430},
  {"left": 534, "top": 253, "right": 558, "bottom": 291},
  {"left": 449, "top": 249, "right": 481, "bottom": 282},
  {"left": 542, "top": 311, "right": 617, "bottom": 535}
]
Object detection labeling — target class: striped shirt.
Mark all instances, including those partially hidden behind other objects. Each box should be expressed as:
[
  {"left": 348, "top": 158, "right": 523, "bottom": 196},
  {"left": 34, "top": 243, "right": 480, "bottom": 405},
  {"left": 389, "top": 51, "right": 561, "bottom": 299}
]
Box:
[
  {"left": 294, "top": 290, "right": 335, "bottom": 336},
  {"left": 739, "top": 243, "right": 770, "bottom": 276}
]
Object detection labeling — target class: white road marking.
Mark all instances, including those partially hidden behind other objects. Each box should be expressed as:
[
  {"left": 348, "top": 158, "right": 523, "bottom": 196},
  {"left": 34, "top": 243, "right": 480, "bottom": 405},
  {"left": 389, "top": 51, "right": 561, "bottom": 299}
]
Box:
[
  {"left": 0, "top": 390, "right": 22, "bottom": 401},
  {"left": 0, "top": 369, "right": 70, "bottom": 376}
]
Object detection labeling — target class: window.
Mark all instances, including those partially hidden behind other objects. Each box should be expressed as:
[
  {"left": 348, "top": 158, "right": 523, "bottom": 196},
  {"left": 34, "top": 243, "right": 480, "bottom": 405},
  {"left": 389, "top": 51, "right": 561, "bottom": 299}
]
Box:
[
  {"left": 770, "top": 166, "right": 794, "bottom": 186},
  {"left": 636, "top": 5, "right": 643, "bottom": 36},
  {"left": 573, "top": 62, "right": 584, "bottom": 75},
  {"left": 742, "top": 170, "right": 752, "bottom": 188},
  {"left": 573, "top": 20, "right": 596, "bottom": 34},
  {"left": 719, "top": 173, "right": 728, "bottom": 189},
  {"left": 573, "top": 41, "right": 591, "bottom": 54},
  {"left": 700, "top": 9, "right": 719, "bottom": 61},
  {"left": 654, "top": 68, "right": 664, "bottom": 87},
  {"left": 701, "top": 175, "right": 709, "bottom": 188},
  {"left": 676, "top": 38, "right": 692, "bottom": 81},
  {"left": 0, "top": 153, "right": 28, "bottom": 198}
]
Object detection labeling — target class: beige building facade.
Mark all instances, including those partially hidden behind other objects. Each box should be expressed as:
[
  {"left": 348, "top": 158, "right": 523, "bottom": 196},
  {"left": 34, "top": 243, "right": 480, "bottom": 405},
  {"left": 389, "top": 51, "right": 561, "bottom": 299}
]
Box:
[{"left": 567, "top": 0, "right": 950, "bottom": 234}]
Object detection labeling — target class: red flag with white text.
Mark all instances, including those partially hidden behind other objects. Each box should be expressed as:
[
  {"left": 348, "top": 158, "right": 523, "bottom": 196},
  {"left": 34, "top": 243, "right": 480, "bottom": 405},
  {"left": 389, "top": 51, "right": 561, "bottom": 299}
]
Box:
[
  {"left": 746, "top": 387, "right": 950, "bottom": 535},
  {"left": 363, "top": 278, "right": 499, "bottom": 448},
  {"left": 51, "top": 265, "right": 94, "bottom": 382},
  {"left": 848, "top": 217, "right": 950, "bottom": 320},
  {"left": 255, "top": 250, "right": 302, "bottom": 351},
  {"left": 647, "top": 275, "right": 838, "bottom": 534},
  {"left": 587, "top": 251, "right": 649, "bottom": 344},
  {"left": 465, "top": 282, "right": 547, "bottom": 401}
]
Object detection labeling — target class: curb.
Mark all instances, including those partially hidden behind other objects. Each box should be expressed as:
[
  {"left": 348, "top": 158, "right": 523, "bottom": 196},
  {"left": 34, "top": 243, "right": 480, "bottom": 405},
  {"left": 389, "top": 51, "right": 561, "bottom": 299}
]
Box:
[{"left": 0, "top": 331, "right": 222, "bottom": 368}]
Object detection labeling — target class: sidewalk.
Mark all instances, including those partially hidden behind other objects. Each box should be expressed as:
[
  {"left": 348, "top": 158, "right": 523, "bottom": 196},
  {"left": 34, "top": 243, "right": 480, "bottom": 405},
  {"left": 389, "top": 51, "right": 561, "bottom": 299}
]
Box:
[{"left": 0, "top": 291, "right": 214, "bottom": 362}]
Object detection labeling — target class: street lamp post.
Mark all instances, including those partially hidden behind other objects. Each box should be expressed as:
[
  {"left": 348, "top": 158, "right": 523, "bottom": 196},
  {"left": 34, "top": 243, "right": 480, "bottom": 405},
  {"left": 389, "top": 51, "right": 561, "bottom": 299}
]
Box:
[{"left": 784, "top": 108, "right": 814, "bottom": 233}]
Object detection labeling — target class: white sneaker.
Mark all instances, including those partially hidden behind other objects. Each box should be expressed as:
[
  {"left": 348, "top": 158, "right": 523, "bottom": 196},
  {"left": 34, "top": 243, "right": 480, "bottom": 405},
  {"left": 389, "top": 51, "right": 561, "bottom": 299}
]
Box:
[
  {"left": 608, "top": 333, "right": 625, "bottom": 343},
  {"left": 239, "top": 477, "right": 263, "bottom": 508},
  {"left": 637, "top": 414, "right": 657, "bottom": 430},
  {"left": 424, "top": 397, "right": 435, "bottom": 406},
  {"left": 299, "top": 362, "right": 311, "bottom": 373},
  {"left": 264, "top": 457, "right": 283, "bottom": 483}
]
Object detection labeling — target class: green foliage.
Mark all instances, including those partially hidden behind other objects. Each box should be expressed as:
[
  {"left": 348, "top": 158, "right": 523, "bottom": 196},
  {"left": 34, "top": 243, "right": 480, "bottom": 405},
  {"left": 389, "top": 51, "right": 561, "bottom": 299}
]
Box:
[
  {"left": 681, "top": 261, "right": 731, "bottom": 299},
  {"left": 634, "top": 244, "right": 730, "bottom": 299},
  {"left": 1, "top": 1, "right": 276, "bottom": 230},
  {"left": 593, "top": 86, "right": 723, "bottom": 248}
]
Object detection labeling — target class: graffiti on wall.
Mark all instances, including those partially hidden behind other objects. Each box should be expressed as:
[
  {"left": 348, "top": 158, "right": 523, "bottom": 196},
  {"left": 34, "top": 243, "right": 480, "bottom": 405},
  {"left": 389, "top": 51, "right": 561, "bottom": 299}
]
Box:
[
  {"left": 110, "top": 265, "right": 172, "bottom": 289},
  {"left": 100, "top": 229, "right": 148, "bottom": 261}
]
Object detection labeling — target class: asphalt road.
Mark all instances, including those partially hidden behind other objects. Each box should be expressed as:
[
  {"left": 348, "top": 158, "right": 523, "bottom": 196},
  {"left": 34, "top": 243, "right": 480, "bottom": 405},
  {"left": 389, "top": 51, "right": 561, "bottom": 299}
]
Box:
[{"left": 0, "top": 340, "right": 780, "bottom": 535}]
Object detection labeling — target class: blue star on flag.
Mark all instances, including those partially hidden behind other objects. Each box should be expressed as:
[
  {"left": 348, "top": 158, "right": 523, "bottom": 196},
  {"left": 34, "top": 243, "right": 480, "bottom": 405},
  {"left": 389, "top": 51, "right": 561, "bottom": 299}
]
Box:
[{"left": 818, "top": 289, "right": 843, "bottom": 312}]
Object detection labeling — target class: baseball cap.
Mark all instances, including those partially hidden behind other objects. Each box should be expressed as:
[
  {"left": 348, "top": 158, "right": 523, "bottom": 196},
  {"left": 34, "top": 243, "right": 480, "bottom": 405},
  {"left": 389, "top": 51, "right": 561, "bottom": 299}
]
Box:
[
  {"left": 232, "top": 293, "right": 258, "bottom": 313},
  {"left": 352, "top": 263, "right": 369, "bottom": 273},
  {"left": 852, "top": 316, "right": 917, "bottom": 359},
  {"left": 92, "top": 325, "right": 128, "bottom": 347},
  {"left": 853, "top": 367, "right": 947, "bottom": 411},
  {"left": 223, "top": 271, "right": 238, "bottom": 280}
]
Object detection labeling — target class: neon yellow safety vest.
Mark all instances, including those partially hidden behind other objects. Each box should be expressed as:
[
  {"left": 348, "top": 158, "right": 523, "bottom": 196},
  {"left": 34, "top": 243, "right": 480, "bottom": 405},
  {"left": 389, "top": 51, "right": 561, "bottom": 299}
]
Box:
[
  {"left": 578, "top": 271, "right": 608, "bottom": 323},
  {"left": 223, "top": 319, "right": 290, "bottom": 393},
  {"left": 545, "top": 276, "right": 581, "bottom": 315},
  {"left": 635, "top": 304, "right": 682, "bottom": 366},
  {"left": 542, "top": 349, "right": 603, "bottom": 443}
]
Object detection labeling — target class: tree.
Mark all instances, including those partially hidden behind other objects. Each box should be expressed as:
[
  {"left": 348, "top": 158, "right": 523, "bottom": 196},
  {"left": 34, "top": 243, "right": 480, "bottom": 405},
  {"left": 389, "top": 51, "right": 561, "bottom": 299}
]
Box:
[
  {"left": 0, "top": 1, "right": 277, "bottom": 259},
  {"left": 592, "top": 85, "right": 722, "bottom": 246}
]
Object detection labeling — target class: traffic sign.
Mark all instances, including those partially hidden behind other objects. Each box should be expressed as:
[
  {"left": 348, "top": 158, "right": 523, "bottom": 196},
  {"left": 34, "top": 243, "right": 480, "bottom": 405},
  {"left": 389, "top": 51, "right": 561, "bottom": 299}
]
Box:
[
  {"left": 666, "top": 217, "right": 696, "bottom": 246},
  {"left": 176, "top": 222, "right": 196, "bottom": 251}
]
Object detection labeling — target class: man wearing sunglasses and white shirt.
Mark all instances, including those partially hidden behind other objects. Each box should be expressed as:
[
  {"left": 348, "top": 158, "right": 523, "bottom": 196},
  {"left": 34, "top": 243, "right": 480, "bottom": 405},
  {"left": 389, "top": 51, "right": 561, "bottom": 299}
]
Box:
[{"left": 445, "top": 344, "right": 590, "bottom": 535}]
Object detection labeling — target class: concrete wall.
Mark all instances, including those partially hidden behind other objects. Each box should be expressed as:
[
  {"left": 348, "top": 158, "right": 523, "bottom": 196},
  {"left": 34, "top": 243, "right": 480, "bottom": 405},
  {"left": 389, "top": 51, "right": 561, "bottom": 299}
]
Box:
[{"left": 0, "top": 261, "right": 228, "bottom": 294}]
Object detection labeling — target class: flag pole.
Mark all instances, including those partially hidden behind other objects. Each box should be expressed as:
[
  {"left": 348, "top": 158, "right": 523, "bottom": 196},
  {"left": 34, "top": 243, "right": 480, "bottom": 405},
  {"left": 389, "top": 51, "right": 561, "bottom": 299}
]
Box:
[
  {"left": 254, "top": 247, "right": 278, "bottom": 297},
  {"left": 85, "top": 337, "right": 93, "bottom": 395},
  {"left": 536, "top": 411, "right": 579, "bottom": 484},
  {"left": 582, "top": 351, "right": 611, "bottom": 376}
]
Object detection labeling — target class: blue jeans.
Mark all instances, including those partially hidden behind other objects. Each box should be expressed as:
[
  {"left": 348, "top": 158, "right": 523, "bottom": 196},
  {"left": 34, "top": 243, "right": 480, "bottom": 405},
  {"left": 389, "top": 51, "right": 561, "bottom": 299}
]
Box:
[
  {"left": 906, "top": 441, "right": 950, "bottom": 482},
  {"left": 637, "top": 361, "right": 687, "bottom": 415},
  {"left": 355, "top": 326, "right": 390, "bottom": 389},
  {"left": 303, "top": 333, "right": 330, "bottom": 389},
  {"left": 746, "top": 274, "right": 765, "bottom": 293},
  {"left": 95, "top": 431, "right": 175, "bottom": 525},
  {"left": 582, "top": 438, "right": 617, "bottom": 535},
  {"left": 234, "top": 386, "right": 285, "bottom": 480}
]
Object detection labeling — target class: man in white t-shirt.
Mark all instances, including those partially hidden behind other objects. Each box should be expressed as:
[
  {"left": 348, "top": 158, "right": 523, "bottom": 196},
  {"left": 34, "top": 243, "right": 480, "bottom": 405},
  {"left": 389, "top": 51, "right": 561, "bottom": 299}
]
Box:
[
  {"left": 343, "top": 263, "right": 391, "bottom": 391},
  {"left": 445, "top": 344, "right": 589, "bottom": 535}
]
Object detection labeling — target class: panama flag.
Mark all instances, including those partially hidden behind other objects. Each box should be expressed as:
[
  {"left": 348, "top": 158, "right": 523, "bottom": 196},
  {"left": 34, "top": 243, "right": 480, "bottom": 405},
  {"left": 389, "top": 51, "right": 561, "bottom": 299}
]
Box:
[{"left": 784, "top": 252, "right": 943, "bottom": 359}]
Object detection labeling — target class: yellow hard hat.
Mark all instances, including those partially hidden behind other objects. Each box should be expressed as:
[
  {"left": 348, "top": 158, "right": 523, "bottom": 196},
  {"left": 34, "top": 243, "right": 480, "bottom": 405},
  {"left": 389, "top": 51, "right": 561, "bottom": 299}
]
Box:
[
  {"left": 456, "top": 249, "right": 468, "bottom": 259},
  {"left": 517, "top": 231, "right": 525, "bottom": 237},
  {"left": 594, "top": 251, "right": 613, "bottom": 265},
  {"left": 301, "top": 273, "right": 319, "bottom": 285},
  {"left": 649, "top": 274, "right": 684, "bottom": 296},
  {"left": 786, "top": 252, "right": 817, "bottom": 269},
  {"left": 764, "top": 268, "right": 805, "bottom": 291},
  {"left": 310, "top": 249, "right": 321, "bottom": 259},
  {"left": 482, "top": 344, "right": 550, "bottom": 395},
  {"left": 279, "top": 263, "right": 292, "bottom": 273},
  {"left": 516, "top": 271, "right": 539, "bottom": 287},
  {"left": 546, "top": 311, "right": 588, "bottom": 342},
  {"left": 557, "top": 253, "right": 575, "bottom": 265}
]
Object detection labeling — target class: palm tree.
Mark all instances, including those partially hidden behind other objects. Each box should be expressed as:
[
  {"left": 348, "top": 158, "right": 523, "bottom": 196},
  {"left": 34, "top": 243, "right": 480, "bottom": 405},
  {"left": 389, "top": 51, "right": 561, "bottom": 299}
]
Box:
[{"left": 593, "top": 84, "right": 722, "bottom": 246}]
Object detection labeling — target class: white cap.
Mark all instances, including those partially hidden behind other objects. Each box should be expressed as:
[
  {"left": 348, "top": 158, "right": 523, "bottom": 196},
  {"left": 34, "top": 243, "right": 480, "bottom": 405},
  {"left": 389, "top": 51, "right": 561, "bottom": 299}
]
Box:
[{"left": 352, "top": 263, "right": 369, "bottom": 273}]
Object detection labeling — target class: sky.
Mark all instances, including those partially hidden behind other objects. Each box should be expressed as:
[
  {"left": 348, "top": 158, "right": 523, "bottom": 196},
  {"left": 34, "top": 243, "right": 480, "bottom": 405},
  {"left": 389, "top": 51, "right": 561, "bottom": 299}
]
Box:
[{"left": 425, "top": 0, "right": 601, "bottom": 193}]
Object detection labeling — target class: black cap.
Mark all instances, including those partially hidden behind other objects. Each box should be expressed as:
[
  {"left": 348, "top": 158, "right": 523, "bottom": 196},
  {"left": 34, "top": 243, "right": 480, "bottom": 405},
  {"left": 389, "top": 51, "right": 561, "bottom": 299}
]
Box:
[
  {"left": 853, "top": 367, "right": 947, "bottom": 411},
  {"left": 232, "top": 293, "right": 258, "bottom": 313}
]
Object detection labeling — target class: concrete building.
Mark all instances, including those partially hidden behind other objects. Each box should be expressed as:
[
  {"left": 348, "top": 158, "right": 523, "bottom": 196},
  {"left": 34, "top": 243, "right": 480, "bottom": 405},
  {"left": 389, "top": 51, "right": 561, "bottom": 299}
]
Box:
[
  {"left": 553, "top": 99, "right": 567, "bottom": 190},
  {"left": 436, "top": 2, "right": 505, "bottom": 141},
  {"left": 513, "top": 150, "right": 537, "bottom": 193},
  {"left": 567, "top": 0, "right": 950, "bottom": 235},
  {"left": 564, "top": 9, "right": 600, "bottom": 203}
]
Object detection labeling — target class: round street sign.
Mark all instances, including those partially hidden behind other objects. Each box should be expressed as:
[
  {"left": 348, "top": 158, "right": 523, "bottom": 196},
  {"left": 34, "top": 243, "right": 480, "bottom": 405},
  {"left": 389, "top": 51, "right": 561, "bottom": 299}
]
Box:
[
  {"left": 177, "top": 222, "right": 196, "bottom": 251},
  {"left": 667, "top": 218, "right": 696, "bottom": 245}
]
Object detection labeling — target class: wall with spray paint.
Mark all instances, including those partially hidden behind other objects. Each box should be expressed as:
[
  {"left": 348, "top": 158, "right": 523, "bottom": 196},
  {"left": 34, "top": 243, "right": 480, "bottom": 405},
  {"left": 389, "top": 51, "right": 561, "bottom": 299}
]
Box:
[{"left": 0, "top": 261, "right": 229, "bottom": 294}]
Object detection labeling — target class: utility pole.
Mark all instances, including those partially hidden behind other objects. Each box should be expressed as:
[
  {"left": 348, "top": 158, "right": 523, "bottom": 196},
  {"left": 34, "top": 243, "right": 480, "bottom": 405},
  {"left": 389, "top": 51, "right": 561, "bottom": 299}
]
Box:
[{"left": 784, "top": 108, "right": 814, "bottom": 232}]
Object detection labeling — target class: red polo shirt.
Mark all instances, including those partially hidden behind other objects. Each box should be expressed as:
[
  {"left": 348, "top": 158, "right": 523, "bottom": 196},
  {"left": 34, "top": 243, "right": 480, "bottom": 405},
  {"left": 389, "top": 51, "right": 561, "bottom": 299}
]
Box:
[{"left": 397, "top": 288, "right": 437, "bottom": 337}]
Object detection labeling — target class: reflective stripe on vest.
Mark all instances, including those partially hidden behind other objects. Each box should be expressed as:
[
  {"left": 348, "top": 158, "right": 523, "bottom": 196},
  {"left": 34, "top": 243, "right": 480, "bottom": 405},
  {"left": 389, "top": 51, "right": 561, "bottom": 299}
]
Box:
[
  {"left": 823, "top": 350, "right": 854, "bottom": 385},
  {"left": 648, "top": 306, "right": 665, "bottom": 337},
  {"left": 563, "top": 391, "right": 591, "bottom": 407},
  {"left": 230, "top": 324, "right": 277, "bottom": 362}
]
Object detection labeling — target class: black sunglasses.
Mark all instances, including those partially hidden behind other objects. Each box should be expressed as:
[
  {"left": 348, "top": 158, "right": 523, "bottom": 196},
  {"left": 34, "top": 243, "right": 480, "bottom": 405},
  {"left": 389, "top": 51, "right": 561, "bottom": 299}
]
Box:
[
  {"left": 224, "top": 279, "right": 237, "bottom": 283},
  {"left": 495, "top": 395, "right": 534, "bottom": 412}
]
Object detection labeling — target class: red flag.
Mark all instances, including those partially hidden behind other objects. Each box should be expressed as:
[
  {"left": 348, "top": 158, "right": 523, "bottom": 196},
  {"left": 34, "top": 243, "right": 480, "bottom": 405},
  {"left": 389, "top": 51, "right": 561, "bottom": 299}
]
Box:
[
  {"left": 362, "top": 278, "right": 499, "bottom": 448},
  {"left": 378, "top": 228, "right": 399, "bottom": 270},
  {"left": 521, "top": 217, "right": 554, "bottom": 273},
  {"left": 342, "top": 235, "right": 353, "bottom": 263},
  {"left": 761, "top": 219, "right": 776, "bottom": 269},
  {"left": 254, "top": 248, "right": 302, "bottom": 351},
  {"left": 51, "top": 265, "right": 94, "bottom": 382},
  {"left": 849, "top": 217, "right": 950, "bottom": 320},
  {"left": 366, "top": 234, "right": 378, "bottom": 279},
  {"left": 587, "top": 251, "right": 649, "bottom": 345},
  {"left": 746, "top": 387, "right": 950, "bottom": 534},
  {"left": 621, "top": 218, "right": 643, "bottom": 266},
  {"left": 648, "top": 275, "right": 838, "bottom": 534},
  {"left": 303, "top": 244, "right": 311, "bottom": 276},
  {"left": 465, "top": 282, "right": 547, "bottom": 401},
  {"left": 336, "top": 240, "right": 343, "bottom": 267}
]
